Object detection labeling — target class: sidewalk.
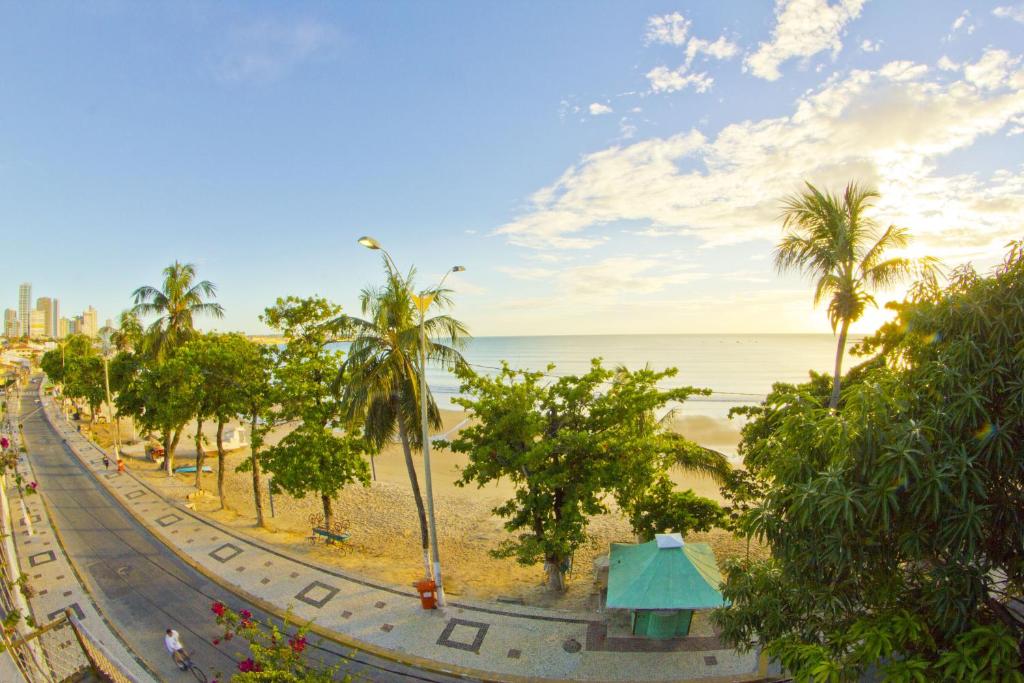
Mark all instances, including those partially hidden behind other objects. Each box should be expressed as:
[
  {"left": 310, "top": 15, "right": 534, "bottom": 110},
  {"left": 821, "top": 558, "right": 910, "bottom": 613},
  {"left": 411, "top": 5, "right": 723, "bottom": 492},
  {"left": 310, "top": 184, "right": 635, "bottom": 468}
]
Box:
[
  {"left": 39, "top": 389, "right": 765, "bottom": 682},
  {"left": 8, "top": 396, "right": 154, "bottom": 682}
]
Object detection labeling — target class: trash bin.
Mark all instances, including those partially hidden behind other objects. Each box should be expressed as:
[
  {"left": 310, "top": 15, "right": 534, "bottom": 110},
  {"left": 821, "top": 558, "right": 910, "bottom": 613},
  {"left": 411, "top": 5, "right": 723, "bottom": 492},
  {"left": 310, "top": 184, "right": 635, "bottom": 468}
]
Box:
[{"left": 415, "top": 578, "right": 437, "bottom": 609}]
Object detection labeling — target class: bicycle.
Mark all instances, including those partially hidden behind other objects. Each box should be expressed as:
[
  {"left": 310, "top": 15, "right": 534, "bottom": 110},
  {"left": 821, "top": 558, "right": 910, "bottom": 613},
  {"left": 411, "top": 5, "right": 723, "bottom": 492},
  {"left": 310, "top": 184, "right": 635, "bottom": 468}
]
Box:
[{"left": 174, "top": 650, "right": 207, "bottom": 682}]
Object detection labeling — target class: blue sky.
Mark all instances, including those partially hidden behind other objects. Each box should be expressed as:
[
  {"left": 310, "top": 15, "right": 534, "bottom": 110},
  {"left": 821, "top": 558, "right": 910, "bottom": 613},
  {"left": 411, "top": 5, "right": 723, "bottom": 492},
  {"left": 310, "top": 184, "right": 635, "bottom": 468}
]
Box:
[{"left": 2, "top": 1, "right": 1022, "bottom": 335}]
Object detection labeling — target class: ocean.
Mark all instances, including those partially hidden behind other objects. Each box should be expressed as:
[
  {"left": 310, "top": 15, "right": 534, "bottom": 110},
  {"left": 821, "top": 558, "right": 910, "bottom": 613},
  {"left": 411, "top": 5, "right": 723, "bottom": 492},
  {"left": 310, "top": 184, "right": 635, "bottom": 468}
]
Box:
[{"left": 418, "top": 333, "right": 860, "bottom": 419}]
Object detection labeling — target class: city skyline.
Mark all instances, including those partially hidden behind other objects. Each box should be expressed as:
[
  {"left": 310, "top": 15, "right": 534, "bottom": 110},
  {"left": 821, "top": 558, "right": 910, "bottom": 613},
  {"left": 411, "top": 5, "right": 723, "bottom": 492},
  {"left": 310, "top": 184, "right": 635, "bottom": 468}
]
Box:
[
  {"left": 1, "top": 2, "right": 1022, "bottom": 337},
  {"left": 3, "top": 282, "right": 99, "bottom": 339}
]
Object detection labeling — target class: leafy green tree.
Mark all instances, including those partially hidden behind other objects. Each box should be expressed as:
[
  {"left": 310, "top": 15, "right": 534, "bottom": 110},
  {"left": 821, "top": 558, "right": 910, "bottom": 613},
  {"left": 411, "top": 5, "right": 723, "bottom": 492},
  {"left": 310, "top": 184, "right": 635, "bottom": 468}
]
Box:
[
  {"left": 232, "top": 341, "right": 276, "bottom": 528},
  {"left": 775, "top": 181, "right": 933, "bottom": 408},
  {"left": 116, "top": 353, "right": 202, "bottom": 475},
  {"left": 263, "top": 425, "right": 371, "bottom": 530},
  {"left": 176, "top": 333, "right": 255, "bottom": 508},
  {"left": 445, "top": 360, "right": 725, "bottom": 591},
  {"left": 627, "top": 477, "right": 726, "bottom": 542},
  {"left": 41, "top": 335, "right": 105, "bottom": 422},
  {"left": 259, "top": 296, "right": 368, "bottom": 529},
  {"left": 714, "top": 242, "right": 1024, "bottom": 681},
  {"left": 131, "top": 261, "right": 224, "bottom": 359},
  {"left": 338, "top": 269, "right": 468, "bottom": 576}
]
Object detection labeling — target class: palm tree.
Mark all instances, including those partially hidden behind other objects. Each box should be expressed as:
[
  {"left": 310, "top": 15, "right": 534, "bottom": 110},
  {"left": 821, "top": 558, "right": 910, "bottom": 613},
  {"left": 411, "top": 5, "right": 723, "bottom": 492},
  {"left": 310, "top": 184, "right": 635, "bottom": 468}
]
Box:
[
  {"left": 131, "top": 262, "right": 224, "bottom": 358},
  {"left": 338, "top": 265, "right": 469, "bottom": 577},
  {"left": 775, "top": 181, "right": 934, "bottom": 409}
]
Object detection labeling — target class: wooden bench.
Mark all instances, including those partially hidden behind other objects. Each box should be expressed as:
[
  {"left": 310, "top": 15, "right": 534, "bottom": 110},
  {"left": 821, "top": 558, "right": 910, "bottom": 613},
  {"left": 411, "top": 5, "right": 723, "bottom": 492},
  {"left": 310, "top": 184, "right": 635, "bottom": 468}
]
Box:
[{"left": 309, "top": 527, "right": 349, "bottom": 545}]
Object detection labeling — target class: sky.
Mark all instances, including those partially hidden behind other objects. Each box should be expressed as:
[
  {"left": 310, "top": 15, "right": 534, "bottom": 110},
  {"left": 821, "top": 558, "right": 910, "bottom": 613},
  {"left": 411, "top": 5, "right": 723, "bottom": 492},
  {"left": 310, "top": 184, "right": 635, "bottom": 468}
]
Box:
[{"left": 1, "top": 1, "right": 1022, "bottom": 336}]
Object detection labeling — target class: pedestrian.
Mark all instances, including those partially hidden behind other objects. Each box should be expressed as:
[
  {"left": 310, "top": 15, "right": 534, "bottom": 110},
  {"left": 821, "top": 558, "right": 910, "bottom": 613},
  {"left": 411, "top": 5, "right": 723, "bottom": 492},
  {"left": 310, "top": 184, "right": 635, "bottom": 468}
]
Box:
[{"left": 102, "top": 456, "right": 110, "bottom": 469}]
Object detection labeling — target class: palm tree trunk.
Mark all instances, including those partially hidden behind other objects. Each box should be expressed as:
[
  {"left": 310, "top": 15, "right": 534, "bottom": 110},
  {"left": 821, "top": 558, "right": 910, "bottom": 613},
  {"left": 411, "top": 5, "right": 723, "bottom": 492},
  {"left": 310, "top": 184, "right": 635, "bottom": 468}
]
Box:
[
  {"left": 250, "top": 415, "right": 265, "bottom": 528},
  {"left": 216, "top": 421, "right": 227, "bottom": 509},
  {"left": 830, "top": 318, "right": 851, "bottom": 409},
  {"left": 163, "top": 430, "right": 172, "bottom": 475},
  {"left": 397, "top": 413, "right": 431, "bottom": 578},
  {"left": 194, "top": 416, "right": 204, "bottom": 490}
]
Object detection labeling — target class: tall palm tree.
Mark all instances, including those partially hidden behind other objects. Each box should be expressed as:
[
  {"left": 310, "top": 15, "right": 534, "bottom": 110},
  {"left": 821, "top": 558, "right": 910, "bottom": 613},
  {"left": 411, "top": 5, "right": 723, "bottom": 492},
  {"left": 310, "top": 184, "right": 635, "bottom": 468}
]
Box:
[
  {"left": 131, "top": 262, "right": 224, "bottom": 359},
  {"left": 775, "top": 181, "right": 933, "bottom": 409},
  {"left": 338, "top": 265, "right": 469, "bottom": 577}
]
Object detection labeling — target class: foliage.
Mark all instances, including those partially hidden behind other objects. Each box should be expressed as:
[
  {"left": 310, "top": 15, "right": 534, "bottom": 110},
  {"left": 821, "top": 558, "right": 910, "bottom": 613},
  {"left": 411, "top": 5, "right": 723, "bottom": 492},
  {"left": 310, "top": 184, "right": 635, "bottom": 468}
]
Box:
[
  {"left": 210, "top": 602, "right": 345, "bottom": 682},
  {"left": 713, "top": 241, "right": 1024, "bottom": 681},
  {"left": 775, "top": 181, "right": 932, "bottom": 407},
  {"left": 131, "top": 261, "right": 224, "bottom": 359},
  {"left": 444, "top": 360, "right": 725, "bottom": 590},
  {"left": 627, "top": 477, "right": 726, "bottom": 542},
  {"left": 40, "top": 335, "right": 105, "bottom": 420},
  {"left": 116, "top": 352, "right": 202, "bottom": 474}
]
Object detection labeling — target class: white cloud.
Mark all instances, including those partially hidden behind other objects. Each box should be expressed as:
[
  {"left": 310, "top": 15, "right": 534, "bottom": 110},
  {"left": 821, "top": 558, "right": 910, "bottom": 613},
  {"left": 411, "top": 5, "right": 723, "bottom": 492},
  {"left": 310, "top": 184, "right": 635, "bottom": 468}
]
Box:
[
  {"left": 647, "top": 66, "right": 714, "bottom": 93},
  {"left": 646, "top": 12, "right": 691, "bottom": 46},
  {"left": 496, "top": 50, "right": 1024, "bottom": 268},
  {"left": 496, "top": 266, "right": 556, "bottom": 280},
  {"left": 645, "top": 11, "right": 737, "bottom": 96},
  {"left": 994, "top": 4, "right": 1024, "bottom": 23},
  {"left": 619, "top": 119, "right": 638, "bottom": 139},
  {"left": 947, "top": 10, "right": 976, "bottom": 38},
  {"left": 964, "top": 50, "right": 1024, "bottom": 90},
  {"left": 589, "top": 102, "right": 613, "bottom": 116},
  {"left": 860, "top": 39, "right": 881, "bottom": 52},
  {"left": 216, "top": 19, "right": 340, "bottom": 83},
  {"left": 745, "top": 0, "right": 867, "bottom": 81},
  {"left": 938, "top": 55, "right": 960, "bottom": 71}
]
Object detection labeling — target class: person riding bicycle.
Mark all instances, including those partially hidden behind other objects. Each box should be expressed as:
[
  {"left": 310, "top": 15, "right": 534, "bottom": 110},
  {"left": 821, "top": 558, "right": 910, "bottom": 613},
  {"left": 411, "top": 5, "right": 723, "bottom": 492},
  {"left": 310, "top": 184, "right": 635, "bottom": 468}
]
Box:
[{"left": 165, "top": 628, "right": 188, "bottom": 670}]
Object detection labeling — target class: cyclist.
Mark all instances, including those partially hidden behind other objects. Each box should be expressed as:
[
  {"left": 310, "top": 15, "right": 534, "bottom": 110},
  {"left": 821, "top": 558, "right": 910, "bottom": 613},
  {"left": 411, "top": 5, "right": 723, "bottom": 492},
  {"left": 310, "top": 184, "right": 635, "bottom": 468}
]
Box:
[{"left": 165, "top": 628, "right": 188, "bottom": 670}]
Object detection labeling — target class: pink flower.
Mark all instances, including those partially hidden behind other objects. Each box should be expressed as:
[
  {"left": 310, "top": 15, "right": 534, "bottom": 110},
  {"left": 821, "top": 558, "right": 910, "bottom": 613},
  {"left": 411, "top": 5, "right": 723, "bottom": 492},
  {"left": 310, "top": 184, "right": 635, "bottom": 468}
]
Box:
[
  {"left": 213, "top": 638, "right": 220, "bottom": 646},
  {"left": 239, "top": 609, "right": 252, "bottom": 620},
  {"left": 289, "top": 635, "right": 307, "bottom": 653},
  {"left": 238, "top": 658, "right": 262, "bottom": 673}
]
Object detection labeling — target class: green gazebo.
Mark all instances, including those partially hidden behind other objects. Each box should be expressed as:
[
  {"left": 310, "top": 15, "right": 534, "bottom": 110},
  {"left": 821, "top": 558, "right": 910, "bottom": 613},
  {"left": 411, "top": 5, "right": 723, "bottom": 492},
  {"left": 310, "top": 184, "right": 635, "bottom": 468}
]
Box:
[{"left": 605, "top": 533, "right": 726, "bottom": 639}]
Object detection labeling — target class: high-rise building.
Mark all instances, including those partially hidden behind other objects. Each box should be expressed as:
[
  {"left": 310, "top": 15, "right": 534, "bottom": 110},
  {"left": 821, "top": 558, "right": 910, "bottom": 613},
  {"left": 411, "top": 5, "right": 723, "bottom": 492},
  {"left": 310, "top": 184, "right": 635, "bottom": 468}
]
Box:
[
  {"left": 29, "top": 310, "right": 45, "bottom": 339},
  {"left": 36, "top": 297, "right": 54, "bottom": 338},
  {"left": 81, "top": 306, "right": 98, "bottom": 337},
  {"left": 18, "top": 283, "right": 31, "bottom": 337},
  {"left": 52, "top": 298, "right": 61, "bottom": 338},
  {"left": 58, "top": 317, "right": 70, "bottom": 339},
  {"left": 3, "top": 309, "right": 17, "bottom": 338}
]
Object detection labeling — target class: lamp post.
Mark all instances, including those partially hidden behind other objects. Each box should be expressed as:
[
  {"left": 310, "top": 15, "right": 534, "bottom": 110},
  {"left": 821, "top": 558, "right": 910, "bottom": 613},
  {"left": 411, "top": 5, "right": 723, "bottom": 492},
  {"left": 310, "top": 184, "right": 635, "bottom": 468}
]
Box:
[
  {"left": 98, "top": 329, "right": 121, "bottom": 461},
  {"left": 358, "top": 235, "right": 463, "bottom": 608}
]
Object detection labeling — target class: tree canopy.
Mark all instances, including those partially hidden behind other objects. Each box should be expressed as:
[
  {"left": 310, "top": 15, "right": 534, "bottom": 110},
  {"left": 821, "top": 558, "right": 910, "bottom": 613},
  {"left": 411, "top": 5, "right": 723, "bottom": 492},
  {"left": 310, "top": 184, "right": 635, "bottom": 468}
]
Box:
[
  {"left": 715, "top": 241, "right": 1024, "bottom": 681},
  {"left": 445, "top": 360, "right": 727, "bottom": 591}
]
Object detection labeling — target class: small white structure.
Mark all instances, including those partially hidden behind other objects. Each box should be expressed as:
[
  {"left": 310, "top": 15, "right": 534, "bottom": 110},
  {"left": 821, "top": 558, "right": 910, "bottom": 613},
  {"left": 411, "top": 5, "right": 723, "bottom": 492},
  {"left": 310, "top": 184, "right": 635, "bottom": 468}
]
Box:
[{"left": 221, "top": 427, "right": 249, "bottom": 451}]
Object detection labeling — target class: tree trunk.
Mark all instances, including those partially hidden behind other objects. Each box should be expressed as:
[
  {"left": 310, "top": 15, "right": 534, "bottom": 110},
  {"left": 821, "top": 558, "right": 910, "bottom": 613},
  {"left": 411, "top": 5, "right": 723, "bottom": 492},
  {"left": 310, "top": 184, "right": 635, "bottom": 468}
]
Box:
[
  {"left": 322, "top": 494, "right": 332, "bottom": 531},
  {"left": 830, "top": 318, "right": 851, "bottom": 409},
  {"left": 194, "top": 416, "right": 204, "bottom": 490},
  {"left": 397, "top": 414, "right": 431, "bottom": 578},
  {"left": 250, "top": 415, "right": 265, "bottom": 528},
  {"left": 162, "top": 430, "right": 172, "bottom": 475},
  {"left": 544, "top": 558, "right": 567, "bottom": 592},
  {"left": 369, "top": 452, "right": 377, "bottom": 481},
  {"left": 216, "top": 421, "right": 226, "bottom": 510},
  {"left": 167, "top": 427, "right": 183, "bottom": 475}
]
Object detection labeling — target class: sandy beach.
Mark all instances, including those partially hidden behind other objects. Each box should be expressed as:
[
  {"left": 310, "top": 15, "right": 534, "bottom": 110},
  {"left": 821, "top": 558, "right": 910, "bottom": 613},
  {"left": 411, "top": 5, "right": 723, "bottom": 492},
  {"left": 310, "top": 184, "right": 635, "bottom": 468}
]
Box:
[{"left": 86, "top": 409, "right": 765, "bottom": 612}]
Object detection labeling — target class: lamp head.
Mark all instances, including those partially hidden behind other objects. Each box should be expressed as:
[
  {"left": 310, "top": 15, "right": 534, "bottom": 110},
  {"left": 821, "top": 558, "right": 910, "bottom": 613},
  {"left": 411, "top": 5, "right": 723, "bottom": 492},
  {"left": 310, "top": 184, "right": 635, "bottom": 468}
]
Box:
[
  {"left": 357, "top": 236, "right": 382, "bottom": 250},
  {"left": 451, "top": 266, "right": 466, "bottom": 273}
]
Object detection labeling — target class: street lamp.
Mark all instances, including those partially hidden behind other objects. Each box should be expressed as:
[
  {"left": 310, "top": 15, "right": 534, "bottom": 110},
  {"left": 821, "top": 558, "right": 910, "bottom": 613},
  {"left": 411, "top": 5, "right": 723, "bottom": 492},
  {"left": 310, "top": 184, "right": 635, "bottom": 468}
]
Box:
[
  {"left": 98, "top": 328, "right": 121, "bottom": 461},
  {"left": 358, "top": 236, "right": 463, "bottom": 608}
]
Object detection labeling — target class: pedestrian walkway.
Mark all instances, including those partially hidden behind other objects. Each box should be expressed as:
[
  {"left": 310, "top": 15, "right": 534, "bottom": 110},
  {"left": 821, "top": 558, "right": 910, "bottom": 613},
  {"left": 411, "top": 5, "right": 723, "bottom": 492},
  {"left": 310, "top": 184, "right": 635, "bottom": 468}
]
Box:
[
  {"left": 7, "top": 404, "right": 154, "bottom": 682},
  {"left": 39, "top": 388, "right": 765, "bottom": 682}
]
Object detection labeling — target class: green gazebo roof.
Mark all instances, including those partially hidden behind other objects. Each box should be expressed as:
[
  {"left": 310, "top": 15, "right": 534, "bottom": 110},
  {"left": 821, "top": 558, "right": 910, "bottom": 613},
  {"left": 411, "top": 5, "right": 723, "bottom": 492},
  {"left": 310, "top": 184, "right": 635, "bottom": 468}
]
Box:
[{"left": 606, "top": 534, "right": 726, "bottom": 610}]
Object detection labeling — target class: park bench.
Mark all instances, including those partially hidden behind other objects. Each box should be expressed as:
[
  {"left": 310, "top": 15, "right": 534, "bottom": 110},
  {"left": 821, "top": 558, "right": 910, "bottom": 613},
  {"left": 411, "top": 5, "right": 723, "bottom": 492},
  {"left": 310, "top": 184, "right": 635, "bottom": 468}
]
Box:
[{"left": 310, "top": 527, "right": 349, "bottom": 545}]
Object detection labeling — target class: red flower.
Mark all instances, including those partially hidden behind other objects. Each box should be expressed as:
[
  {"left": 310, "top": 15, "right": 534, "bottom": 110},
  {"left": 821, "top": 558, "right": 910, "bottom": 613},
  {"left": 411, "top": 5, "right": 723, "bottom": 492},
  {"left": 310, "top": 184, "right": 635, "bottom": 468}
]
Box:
[
  {"left": 238, "top": 658, "right": 262, "bottom": 673},
  {"left": 289, "top": 635, "right": 307, "bottom": 653},
  {"left": 211, "top": 602, "right": 226, "bottom": 617},
  {"left": 239, "top": 609, "right": 252, "bottom": 620},
  {"left": 213, "top": 638, "right": 220, "bottom": 646}
]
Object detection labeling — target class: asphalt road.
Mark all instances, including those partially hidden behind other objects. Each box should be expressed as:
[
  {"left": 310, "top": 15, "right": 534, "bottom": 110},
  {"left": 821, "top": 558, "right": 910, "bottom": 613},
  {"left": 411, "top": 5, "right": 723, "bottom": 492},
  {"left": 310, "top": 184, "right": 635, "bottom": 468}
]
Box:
[{"left": 18, "top": 378, "right": 466, "bottom": 682}]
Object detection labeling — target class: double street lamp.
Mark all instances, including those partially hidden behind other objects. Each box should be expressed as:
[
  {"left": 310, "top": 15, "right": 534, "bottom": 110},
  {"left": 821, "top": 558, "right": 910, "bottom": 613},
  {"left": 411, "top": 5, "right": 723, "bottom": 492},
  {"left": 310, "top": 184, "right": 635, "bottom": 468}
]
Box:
[{"left": 358, "top": 235, "right": 463, "bottom": 608}]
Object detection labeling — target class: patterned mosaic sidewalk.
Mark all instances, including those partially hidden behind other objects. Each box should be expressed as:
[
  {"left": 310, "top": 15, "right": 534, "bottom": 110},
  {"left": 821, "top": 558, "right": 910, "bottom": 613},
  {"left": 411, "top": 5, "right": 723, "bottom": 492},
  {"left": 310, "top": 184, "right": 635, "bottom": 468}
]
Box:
[
  {"left": 7, "top": 404, "right": 155, "bottom": 682},
  {"left": 39, "top": 389, "right": 765, "bottom": 682}
]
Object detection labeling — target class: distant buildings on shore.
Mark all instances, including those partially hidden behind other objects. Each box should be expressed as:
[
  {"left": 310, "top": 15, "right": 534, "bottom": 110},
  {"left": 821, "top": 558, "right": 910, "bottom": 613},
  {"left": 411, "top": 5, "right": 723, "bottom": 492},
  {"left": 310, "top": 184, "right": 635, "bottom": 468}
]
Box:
[{"left": 3, "top": 282, "right": 101, "bottom": 340}]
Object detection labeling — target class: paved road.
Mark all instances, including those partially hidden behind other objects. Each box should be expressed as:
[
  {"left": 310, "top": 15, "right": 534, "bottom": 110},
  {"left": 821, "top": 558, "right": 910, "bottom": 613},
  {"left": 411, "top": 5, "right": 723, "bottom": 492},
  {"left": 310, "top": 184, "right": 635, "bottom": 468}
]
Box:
[{"left": 18, "top": 378, "right": 465, "bottom": 682}]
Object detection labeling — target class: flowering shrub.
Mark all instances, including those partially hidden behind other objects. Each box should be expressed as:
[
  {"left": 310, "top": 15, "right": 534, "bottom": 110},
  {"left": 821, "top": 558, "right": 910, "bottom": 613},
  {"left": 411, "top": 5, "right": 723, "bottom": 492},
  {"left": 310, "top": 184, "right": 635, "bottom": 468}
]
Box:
[{"left": 210, "top": 602, "right": 346, "bottom": 682}]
